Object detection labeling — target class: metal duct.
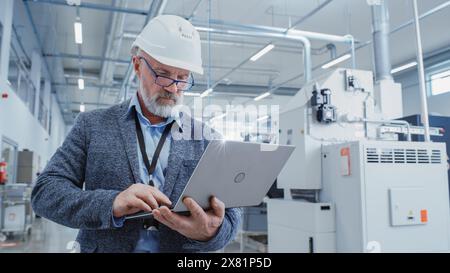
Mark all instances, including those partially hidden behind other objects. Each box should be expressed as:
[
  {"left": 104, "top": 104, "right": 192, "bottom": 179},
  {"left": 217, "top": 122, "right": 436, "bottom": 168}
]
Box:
[
  {"left": 371, "top": 0, "right": 392, "bottom": 82},
  {"left": 196, "top": 26, "right": 312, "bottom": 83}
]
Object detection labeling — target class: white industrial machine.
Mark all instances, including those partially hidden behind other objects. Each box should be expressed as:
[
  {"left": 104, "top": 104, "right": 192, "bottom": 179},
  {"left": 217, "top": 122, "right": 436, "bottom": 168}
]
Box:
[{"left": 268, "top": 68, "right": 450, "bottom": 253}]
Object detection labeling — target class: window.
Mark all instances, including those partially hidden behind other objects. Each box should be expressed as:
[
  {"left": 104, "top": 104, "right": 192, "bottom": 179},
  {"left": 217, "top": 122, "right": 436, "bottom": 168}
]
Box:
[
  {"left": 427, "top": 60, "right": 450, "bottom": 96},
  {"left": 8, "top": 40, "right": 37, "bottom": 115},
  {"left": 430, "top": 69, "right": 450, "bottom": 96}
]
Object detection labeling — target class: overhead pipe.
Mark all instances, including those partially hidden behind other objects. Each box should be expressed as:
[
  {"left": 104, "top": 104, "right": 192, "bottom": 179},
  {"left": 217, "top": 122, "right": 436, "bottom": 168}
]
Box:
[
  {"left": 265, "top": 1, "right": 450, "bottom": 95},
  {"left": 203, "top": 45, "right": 334, "bottom": 95},
  {"left": 221, "top": 1, "right": 450, "bottom": 99},
  {"left": 234, "top": 0, "right": 333, "bottom": 78},
  {"left": 371, "top": 0, "right": 392, "bottom": 82},
  {"left": 111, "top": 31, "right": 338, "bottom": 57},
  {"left": 192, "top": 18, "right": 353, "bottom": 43},
  {"left": 196, "top": 26, "right": 312, "bottom": 83},
  {"left": 24, "top": 0, "right": 148, "bottom": 15},
  {"left": 412, "top": 0, "right": 430, "bottom": 142},
  {"left": 44, "top": 53, "right": 129, "bottom": 64},
  {"left": 200, "top": 39, "right": 323, "bottom": 56},
  {"left": 349, "top": 118, "right": 412, "bottom": 141},
  {"left": 193, "top": 19, "right": 355, "bottom": 72}
]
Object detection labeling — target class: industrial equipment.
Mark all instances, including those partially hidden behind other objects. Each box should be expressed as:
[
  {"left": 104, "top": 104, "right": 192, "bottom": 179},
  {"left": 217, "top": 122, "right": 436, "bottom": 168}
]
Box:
[
  {"left": 16, "top": 150, "right": 39, "bottom": 184},
  {"left": 268, "top": 199, "right": 336, "bottom": 253},
  {"left": 321, "top": 140, "right": 449, "bottom": 252},
  {"left": 268, "top": 68, "right": 450, "bottom": 252},
  {"left": 0, "top": 183, "right": 34, "bottom": 242},
  {"left": 399, "top": 114, "right": 450, "bottom": 196}
]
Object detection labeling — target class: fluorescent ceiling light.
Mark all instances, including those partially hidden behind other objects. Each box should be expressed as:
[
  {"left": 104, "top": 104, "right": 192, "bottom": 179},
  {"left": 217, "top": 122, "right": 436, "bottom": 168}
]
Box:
[
  {"left": 254, "top": 92, "right": 271, "bottom": 101},
  {"left": 250, "top": 44, "right": 275, "bottom": 62},
  {"left": 122, "top": 32, "right": 139, "bottom": 39},
  {"left": 74, "top": 21, "right": 83, "bottom": 44},
  {"left": 200, "top": 88, "right": 213, "bottom": 98},
  {"left": 78, "top": 78, "right": 85, "bottom": 90},
  {"left": 195, "top": 26, "right": 215, "bottom": 32},
  {"left": 391, "top": 62, "right": 417, "bottom": 74},
  {"left": 322, "top": 54, "right": 352, "bottom": 69},
  {"left": 67, "top": 0, "right": 81, "bottom": 6},
  {"left": 79, "top": 104, "right": 85, "bottom": 112},
  {"left": 184, "top": 92, "right": 201, "bottom": 97}
]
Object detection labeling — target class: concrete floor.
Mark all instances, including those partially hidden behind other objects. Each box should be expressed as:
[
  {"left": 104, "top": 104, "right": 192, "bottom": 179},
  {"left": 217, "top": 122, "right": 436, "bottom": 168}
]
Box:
[
  {"left": 0, "top": 217, "right": 78, "bottom": 253},
  {"left": 0, "top": 217, "right": 265, "bottom": 253}
]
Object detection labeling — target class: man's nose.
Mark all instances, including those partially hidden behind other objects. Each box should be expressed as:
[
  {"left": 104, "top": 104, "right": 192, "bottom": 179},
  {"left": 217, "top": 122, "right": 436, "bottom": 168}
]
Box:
[{"left": 164, "top": 83, "right": 178, "bottom": 93}]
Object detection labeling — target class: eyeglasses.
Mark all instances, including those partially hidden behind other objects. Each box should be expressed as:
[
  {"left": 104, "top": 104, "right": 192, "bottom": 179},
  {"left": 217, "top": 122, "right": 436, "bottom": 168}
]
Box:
[{"left": 139, "top": 57, "right": 195, "bottom": 91}]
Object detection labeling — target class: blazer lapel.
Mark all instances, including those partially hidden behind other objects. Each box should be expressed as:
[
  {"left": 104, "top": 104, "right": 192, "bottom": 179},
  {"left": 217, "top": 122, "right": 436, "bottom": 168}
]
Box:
[
  {"left": 163, "top": 114, "right": 200, "bottom": 198},
  {"left": 163, "top": 132, "right": 186, "bottom": 197},
  {"left": 116, "top": 100, "right": 142, "bottom": 184}
]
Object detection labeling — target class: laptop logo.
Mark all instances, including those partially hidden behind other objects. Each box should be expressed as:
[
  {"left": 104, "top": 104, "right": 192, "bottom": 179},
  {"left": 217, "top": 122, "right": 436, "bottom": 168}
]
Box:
[{"left": 234, "top": 172, "right": 246, "bottom": 183}]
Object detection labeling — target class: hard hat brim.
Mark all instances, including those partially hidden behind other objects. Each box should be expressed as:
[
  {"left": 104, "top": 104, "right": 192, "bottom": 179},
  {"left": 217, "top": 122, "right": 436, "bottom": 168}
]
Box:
[
  {"left": 151, "top": 54, "right": 204, "bottom": 75},
  {"left": 133, "top": 38, "right": 204, "bottom": 75}
]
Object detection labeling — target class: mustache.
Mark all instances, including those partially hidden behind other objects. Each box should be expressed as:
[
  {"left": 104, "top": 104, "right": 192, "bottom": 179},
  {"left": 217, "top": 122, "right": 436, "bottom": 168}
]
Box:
[{"left": 155, "top": 91, "right": 179, "bottom": 101}]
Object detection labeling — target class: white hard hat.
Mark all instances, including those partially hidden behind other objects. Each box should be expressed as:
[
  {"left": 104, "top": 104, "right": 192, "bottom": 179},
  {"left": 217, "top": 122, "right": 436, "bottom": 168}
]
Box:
[{"left": 132, "top": 15, "right": 204, "bottom": 75}]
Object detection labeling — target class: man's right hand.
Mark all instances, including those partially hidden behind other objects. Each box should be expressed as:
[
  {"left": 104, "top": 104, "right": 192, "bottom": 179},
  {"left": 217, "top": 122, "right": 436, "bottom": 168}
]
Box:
[{"left": 112, "top": 184, "right": 172, "bottom": 218}]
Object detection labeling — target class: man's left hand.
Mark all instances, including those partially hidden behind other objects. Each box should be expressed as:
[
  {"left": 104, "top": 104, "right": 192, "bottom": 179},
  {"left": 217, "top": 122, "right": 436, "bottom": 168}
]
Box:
[{"left": 152, "top": 196, "right": 225, "bottom": 242}]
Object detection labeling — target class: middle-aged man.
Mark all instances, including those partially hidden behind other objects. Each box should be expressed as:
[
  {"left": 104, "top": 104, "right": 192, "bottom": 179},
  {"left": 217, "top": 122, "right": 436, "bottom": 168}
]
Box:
[{"left": 31, "top": 15, "right": 242, "bottom": 253}]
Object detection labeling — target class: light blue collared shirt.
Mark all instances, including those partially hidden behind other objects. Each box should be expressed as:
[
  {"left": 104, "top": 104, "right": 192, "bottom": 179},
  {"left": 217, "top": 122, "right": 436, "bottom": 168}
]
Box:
[{"left": 113, "top": 92, "right": 181, "bottom": 253}]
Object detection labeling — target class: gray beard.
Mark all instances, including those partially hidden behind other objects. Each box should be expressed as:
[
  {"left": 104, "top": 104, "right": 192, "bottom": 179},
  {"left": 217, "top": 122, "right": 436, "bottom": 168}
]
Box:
[{"left": 139, "top": 86, "right": 183, "bottom": 118}]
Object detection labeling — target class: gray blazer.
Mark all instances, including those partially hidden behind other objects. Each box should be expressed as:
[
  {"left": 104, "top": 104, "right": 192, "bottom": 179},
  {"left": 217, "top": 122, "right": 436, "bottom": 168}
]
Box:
[{"left": 31, "top": 100, "right": 242, "bottom": 253}]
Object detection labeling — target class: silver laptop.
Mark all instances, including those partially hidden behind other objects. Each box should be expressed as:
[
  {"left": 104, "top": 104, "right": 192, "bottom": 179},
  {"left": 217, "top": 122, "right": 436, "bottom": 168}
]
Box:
[
  {"left": 172, "top": 140, "right": 295, "bottom": 212},
  {"left": 125, "top": 140, "right": 294, "bottom": 219}
]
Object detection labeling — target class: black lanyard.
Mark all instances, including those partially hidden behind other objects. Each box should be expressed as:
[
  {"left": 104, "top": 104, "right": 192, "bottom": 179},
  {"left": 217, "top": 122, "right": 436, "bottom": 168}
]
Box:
[
  {"left": 134, "top": 108, "right": 175, "bottom": 186},
  {"left": 132, "top": 108, "right": 175, "bottom": 229}
]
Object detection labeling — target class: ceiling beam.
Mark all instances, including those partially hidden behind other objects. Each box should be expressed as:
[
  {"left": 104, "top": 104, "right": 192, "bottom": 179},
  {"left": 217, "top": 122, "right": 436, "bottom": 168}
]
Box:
[
  {"left": 285, "top": 0, "right": 334, "bottom": 32},
  {"left": 24, "top": 0, "right": 149, "bottom": 15},
  {"left": 44, "top": 53, "right": 130, "bottom": 64},
  {"left": 187, "top": 0, "right": 204, "bottom": 20}
]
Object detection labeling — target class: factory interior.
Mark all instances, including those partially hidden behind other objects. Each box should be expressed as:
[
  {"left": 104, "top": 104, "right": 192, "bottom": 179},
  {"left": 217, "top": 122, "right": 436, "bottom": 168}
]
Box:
[{"left": 1, "top": 0, "right": 450, "bottom": 253}]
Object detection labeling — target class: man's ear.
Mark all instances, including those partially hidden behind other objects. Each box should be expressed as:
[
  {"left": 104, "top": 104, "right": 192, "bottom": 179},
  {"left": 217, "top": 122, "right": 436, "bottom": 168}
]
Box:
[{"left": 132, "top": 56, "right": 141, "bottom": 78}]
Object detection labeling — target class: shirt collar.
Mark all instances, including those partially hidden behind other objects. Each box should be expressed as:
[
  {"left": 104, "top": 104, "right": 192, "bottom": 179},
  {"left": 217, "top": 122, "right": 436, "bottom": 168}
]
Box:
[{"left": 127, "top": 92, "right": 182, "bottom": 128}]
